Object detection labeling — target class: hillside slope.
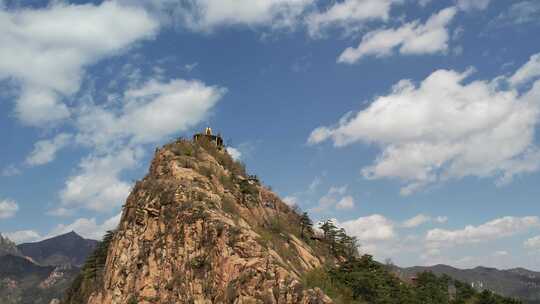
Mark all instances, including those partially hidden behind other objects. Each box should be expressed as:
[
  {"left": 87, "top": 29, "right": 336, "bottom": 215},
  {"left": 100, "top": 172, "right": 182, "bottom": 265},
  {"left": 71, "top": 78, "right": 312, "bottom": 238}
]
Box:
[
  {"left": 400, "top": 265, "right": 540, "bottom": 303},
  {"left": 0, "top": 254, "right": 79, "bottom": 304},
  {"left": 64, "top": 138, "right": 336, "bottom": 304},
  {"left": 0, "top": 232, "right": 97, "bottom": 304}
]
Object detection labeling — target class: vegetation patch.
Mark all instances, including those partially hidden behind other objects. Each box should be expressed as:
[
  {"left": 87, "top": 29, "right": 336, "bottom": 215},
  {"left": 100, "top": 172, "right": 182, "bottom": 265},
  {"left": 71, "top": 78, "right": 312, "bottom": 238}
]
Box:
[
  {"left": 221, "top": 196, "right": 239, "bottom": 217},
  {"left": 303, "top": 255, "right": 522, "bottom": 304},
  {"left": 63, "top": 231, "right": 116, "bottom": 304},
  {"left": 190, "top": 255, "right": 208, "bottom": 269},
  {"left": 227, "top": 226, "right": 242, "bottom": 247}
]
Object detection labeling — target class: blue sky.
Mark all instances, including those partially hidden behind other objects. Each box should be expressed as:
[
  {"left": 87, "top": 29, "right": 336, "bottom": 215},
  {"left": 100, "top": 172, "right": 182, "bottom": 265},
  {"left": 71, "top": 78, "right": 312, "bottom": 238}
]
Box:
[{"left": 1, "top": 0, "right": 540, "bottom": 270}]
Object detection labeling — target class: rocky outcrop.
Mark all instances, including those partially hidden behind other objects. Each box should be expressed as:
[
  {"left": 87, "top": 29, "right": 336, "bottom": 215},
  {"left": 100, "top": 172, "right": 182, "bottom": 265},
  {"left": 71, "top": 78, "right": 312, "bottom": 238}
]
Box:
[{"left": 69, "top": 139, "right": 334, "bottom": 304}]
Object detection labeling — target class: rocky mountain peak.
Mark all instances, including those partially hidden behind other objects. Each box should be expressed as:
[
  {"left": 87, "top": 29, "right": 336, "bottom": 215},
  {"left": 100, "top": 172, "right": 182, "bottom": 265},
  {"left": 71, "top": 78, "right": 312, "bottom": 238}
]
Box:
[
  {"left": 64, "top": 137, "right": 336, "bottom": 303},
  {"left": 18, "top": 231, "right": 98, "bottom": 267}
]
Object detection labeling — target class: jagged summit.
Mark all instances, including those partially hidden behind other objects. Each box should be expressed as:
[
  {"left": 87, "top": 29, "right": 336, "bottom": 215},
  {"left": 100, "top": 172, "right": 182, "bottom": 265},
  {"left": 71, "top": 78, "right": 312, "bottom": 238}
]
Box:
[{"left": 64, "top": 134, "right": 337, "bottom": 304}]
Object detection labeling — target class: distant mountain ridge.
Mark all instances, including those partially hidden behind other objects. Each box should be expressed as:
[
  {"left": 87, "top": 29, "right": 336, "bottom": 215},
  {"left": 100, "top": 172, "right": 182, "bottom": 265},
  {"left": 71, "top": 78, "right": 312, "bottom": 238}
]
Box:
[
  {"left": 399, "top": 264, "right": 540, "bottom": 303},
  {"left": 0, "top": 232, "right": 98, "bottom": 304},
  {"left": 17, "top": 231, "right": 98, "bottom": 267}
]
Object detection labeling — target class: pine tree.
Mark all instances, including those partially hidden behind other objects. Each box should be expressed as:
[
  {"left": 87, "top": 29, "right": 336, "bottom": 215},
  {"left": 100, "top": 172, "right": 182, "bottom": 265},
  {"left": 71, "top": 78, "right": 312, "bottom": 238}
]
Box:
[
  {"left": 299, "top": 212, "right": 313, "bottom": 239},
  {"left": 336, "top": 228, "right": 359, "bottom": 259},
  {"left": 320, "top": 220, "right": 339, "bottom": 252}
]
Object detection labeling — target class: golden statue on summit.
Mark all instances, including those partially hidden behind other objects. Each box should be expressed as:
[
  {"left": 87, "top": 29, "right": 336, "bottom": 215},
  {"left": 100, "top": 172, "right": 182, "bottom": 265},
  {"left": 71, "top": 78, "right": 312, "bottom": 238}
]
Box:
[{"left": 194, "top": 127, "right": 224, "bottom": 148}]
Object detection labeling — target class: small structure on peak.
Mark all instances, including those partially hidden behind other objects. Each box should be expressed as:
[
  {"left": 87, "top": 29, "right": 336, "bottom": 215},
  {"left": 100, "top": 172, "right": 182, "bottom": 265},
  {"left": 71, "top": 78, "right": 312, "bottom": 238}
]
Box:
[{"left": 193, "top": 127, "right": 224, "bottom": 148}]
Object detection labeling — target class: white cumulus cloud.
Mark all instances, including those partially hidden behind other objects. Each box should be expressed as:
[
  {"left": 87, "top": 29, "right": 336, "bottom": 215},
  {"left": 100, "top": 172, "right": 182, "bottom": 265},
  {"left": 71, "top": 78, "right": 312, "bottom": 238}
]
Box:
[
  {"left": 338, "top": 6, "right": 457, "bottom": 63},
  {"left": 283, "top": 196, "right": 299, "bottom": 207},
  {"left": 4, "top": 213, "right": 122, "bottom": 243},
  {"left": 0, "top": 1, "right": 159, "bottom": 126},
  {"left": 311, "top": 185, "right": 356, "bottom": 212},
  {"left": 166, "top": 0, "right": 314, "bottom": 32},
  {"left": 509, "top": 53, "right": 540, "bottom": 87},
  {"left": 336, "top": 196, "right": 355, "bottom": 210},
  {"left": 25, "top": 133, "right": 72, "bottom": 166},
  {"left": 338, "top": 214, "right": 395, "bottom": 242},
  {"left": 226, "top": 147, "right": 242, "bottom": 160},
  {"left": 524, "top": 235, "right": 540, "bottom": 249},
  {"left": 309, "top": 55, "right": 540, "bottom": 194},
  {"left": 403, "top": 214, "right": 431, "bottom": 228},
  {"left": 426, "top": 216, "right": 540, "bottom": 247},
  {"left": 60, "top": 148, "right": 142, "bottom": 212},
  {"left": 306, "top": 0, "right": 397, "bottom": 37},
  {"left": 4, "top": 230, "right": 41, "bottom": 244},
  {"left": 403, "top": 214, "right": 448, "bottom": 228},
  {"left": 75, "top": 78, "right": 226, "bottom": 148},
  {"left": 47, "top": 213, "right": 122, "bottom": 240},
  {"left": 0, "top": 199, "right": 18, "bottom": 219}
]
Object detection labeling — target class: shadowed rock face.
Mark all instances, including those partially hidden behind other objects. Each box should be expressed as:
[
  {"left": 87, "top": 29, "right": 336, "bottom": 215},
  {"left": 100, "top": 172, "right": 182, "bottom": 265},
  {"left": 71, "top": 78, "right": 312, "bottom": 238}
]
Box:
[
  {"left": 67, "top": 139, "right": 333, "bottom": 304},
  {"left": 0, "top": 254, "right": 53, "bottom": 279},
  {"left": 0, "top": 254, "right": 80, "bottom": 304},
  {"left": 18, "top": 232, "right": 98, "bottom": 267}
]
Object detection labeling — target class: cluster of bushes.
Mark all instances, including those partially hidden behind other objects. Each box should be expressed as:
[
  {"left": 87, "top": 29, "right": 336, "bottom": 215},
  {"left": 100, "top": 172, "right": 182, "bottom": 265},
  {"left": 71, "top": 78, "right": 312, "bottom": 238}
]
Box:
[
  {"left": 192, "top": 138, "right": 246, "bottom": 177},
  {"left": 316, "top": 220, "right": 359, "bottom": 260},
  {"left": 303, "top": 255, "right": 522, "bottom": 304},
  {"left": 167, "top": 138, "right": 247, "bottom": 178}
]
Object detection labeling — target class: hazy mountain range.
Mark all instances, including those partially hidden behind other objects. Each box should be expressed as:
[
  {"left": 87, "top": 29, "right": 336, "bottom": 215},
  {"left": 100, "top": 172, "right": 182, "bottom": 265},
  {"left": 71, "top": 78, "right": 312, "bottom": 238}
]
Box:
[
  {"left": 0, "top": 232, "right": 97, "bottom": 304},
  {"left": 399, "top": 265, "right": 540, "bottom": 303}
]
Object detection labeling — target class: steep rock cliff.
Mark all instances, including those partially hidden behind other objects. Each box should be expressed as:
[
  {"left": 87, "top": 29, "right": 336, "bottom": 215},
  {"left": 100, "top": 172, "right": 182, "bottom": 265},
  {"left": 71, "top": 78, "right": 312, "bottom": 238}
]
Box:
[{"left": 65, "top": 138, "right": 334, "bottom": 304}]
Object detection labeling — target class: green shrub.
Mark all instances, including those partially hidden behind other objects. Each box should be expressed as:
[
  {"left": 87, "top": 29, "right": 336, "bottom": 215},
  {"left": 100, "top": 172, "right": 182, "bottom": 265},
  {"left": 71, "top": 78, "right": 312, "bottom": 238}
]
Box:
[
  {"left": 268, "top": 218, "right": 285, "bottom": 234},
  {"left": 127, "top": 295, "right": 138, "bottom": 304},
  {"left": 227, "top": 226, "right": 242, "bottom": 247},
  {"left": 224, "top": 281, "right": 237, "bottom": 303},
  {"left": 186, "top": 205, "right": 208, "bottom": 223},
  {"left": 219, "top": 174, "right": 236, "bottom": 192},
  {"left": 239, "top": 180, "right": 258, "bottom": 197},
  {"left": 199, "top": 165, "right": 214, "bottom": 178},
  {"left": 168, "top": 140, "right": 195, "bottom": 156},
  {"left": 190, "top": 256, "right": 208, "bottom": 269},
  {"left": 221, "top": 196, "right": 238, "bottom": 216}
]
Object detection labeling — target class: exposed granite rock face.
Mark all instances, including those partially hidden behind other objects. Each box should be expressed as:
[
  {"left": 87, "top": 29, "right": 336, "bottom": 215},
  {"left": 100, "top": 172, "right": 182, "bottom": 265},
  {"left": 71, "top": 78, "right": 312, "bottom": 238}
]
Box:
[{"left": 79, "top": 139, "right": 333, "bottom": 304}]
